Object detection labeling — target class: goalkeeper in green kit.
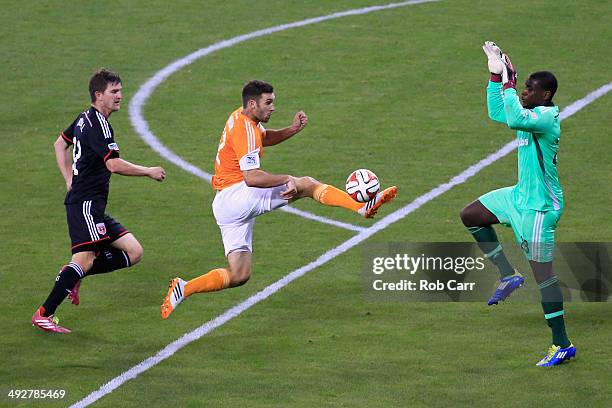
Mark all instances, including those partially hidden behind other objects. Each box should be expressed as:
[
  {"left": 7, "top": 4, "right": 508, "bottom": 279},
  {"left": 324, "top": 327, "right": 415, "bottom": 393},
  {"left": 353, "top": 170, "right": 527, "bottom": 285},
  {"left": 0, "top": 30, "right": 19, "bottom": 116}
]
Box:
[{"left": 460, "top": 41, "right": 575, "bottom": 366}]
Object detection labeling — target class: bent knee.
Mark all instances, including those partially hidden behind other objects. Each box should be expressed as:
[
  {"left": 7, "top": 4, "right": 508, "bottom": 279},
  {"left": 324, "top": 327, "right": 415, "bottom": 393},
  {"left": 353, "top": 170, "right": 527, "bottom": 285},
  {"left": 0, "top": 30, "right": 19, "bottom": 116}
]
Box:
[
  {"left": 296, "top": 176, "right": 318, "bottom": 189},
  {"left": 127, "top": 242, "right": 144, "bottom": 265},
  {"left": 459, "top": 206, "right": 472, "bottom": 225},
  {"left": 71, "top": 252, "right": 95, "bottom": 272},
  {"left": 232, "top": 274, "right": 251, "bottom": 287},
  {"left": 460, "top": 201, "right": 489, "bottom": 227},
  {"left": 295, "top": 176, "right": 321, "bottom": 198},
  {"left": 230, "top": 268, "right": 251, "bottom": 287}
]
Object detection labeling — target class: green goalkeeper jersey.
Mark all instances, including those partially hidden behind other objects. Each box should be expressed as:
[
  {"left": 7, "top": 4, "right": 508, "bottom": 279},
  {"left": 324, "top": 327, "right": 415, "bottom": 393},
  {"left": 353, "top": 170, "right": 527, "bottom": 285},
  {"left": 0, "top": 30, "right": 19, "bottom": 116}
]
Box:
[{"left": 487, "top": 81, "right": 563, "bottom": 211}]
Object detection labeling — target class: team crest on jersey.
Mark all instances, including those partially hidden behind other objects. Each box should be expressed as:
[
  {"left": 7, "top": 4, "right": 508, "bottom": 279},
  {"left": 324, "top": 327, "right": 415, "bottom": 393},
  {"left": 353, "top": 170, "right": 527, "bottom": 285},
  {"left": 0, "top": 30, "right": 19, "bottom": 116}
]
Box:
[
  {"left": 107, "top": 143, "right": 119, "bottom": 151},
  {"left": 96, "top": 223, "right": 107, "bottom": 236},
  {"left": 239, "top": 150, "right": 260, "bottom": 170}
]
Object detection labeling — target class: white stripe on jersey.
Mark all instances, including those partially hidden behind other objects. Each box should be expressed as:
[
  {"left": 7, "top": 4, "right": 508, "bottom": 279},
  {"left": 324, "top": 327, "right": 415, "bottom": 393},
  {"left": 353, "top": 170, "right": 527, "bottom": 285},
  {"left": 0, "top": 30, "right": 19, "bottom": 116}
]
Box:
[
  {"left": 82, "top": 201, "right": 99, "bottom": 241},
  {"left": 249, "top": 121, "right": 256, "bottom": 152},
  {"left": 98, "top": 112, "right": 112, "bottom": 139},
  {"left": 544, "top": 178, "right": 561, "bottom": 211},
  {"left": 251, "top": 121, "right": 256, "bottom": 152},
  {"left": 245, "top": 120, "right": 254, "bottom": 152},
  {"left": 96, "top": 111, "right": 113, "bottom": 139},
  {"left": 84, "top": 110, "right": 93, "bottom": 127},
  {"left": 101, "top": 112, "right": 113, "bottom": 139}
]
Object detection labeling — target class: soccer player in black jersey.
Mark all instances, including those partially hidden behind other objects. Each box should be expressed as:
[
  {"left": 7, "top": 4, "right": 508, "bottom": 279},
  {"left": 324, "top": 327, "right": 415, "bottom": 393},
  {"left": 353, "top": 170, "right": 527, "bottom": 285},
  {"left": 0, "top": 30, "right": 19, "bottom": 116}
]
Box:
[{"left": 32, "top": 69, "right": 166, "bottom": 333}]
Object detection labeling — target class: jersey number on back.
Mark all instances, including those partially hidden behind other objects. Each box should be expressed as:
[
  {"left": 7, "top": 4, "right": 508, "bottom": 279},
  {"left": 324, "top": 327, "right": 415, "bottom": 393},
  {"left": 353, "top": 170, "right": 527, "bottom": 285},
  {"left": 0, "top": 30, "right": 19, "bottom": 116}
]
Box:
[
  {"left": 215, "top": 129, "right": 227, "bottom": 166},
  {"left": 72, "top": 138, "right": 82, "bottom": 175}
]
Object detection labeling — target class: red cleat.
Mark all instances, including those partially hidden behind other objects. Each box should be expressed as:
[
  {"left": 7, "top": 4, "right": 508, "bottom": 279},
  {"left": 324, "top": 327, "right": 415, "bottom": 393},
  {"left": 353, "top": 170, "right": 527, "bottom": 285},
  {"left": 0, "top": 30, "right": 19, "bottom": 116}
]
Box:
[
  {"left": 69, "top": 280, "right": 81, "bottom": 305},
  {"left": 31, "top": 307, "right": 71, "bottom": 333}
]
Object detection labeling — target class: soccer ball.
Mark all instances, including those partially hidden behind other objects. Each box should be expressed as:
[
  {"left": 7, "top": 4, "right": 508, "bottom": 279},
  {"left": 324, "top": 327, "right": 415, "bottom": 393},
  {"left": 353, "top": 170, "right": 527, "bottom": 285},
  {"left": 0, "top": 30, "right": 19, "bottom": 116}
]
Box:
[{"left": 345, "top": 169, "right": 380, "bottom": 202}]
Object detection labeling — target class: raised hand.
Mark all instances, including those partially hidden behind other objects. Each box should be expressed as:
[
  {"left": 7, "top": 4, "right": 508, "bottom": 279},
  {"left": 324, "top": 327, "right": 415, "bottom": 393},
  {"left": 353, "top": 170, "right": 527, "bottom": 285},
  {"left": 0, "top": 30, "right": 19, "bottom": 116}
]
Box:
[
  {"left": 501, "top": 53, "right": 517, "bottom": 90},
  {"left": 482, "top": 41, "right": 504, "bottom": 75}
]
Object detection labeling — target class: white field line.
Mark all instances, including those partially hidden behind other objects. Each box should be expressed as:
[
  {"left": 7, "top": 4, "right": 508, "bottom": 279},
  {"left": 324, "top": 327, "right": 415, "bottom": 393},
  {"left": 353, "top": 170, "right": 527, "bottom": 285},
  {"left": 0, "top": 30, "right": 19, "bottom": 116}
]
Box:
[
  {"left": 75, "top": 78, "right": 612, "bottom": 407},
  {"left": 128, "top": 0, "right": 439, "bottom": 233},
  {"left": 75, "top": 1, "right": 610, "bottom": 406},
  {"left": 281, "top": 205, "right": 367, "bottom": 232}
]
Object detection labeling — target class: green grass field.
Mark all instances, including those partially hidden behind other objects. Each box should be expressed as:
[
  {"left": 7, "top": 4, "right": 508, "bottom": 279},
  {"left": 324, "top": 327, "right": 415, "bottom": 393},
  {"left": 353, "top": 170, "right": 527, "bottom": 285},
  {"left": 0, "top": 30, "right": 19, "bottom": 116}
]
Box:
[{"left": 1, "top": 0, "right": 611, "bottom": 407}]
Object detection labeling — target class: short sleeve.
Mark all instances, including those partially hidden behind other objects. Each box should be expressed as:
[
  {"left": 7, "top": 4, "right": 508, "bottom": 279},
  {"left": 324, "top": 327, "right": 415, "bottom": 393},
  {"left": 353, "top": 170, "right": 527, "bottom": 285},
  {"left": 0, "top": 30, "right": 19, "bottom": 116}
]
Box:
[
  {"left": 231, "top": 118, "right": 262, "bottom": 171},
  {"left": 61, "top": 120, "right": 76, "bottom": 145}
]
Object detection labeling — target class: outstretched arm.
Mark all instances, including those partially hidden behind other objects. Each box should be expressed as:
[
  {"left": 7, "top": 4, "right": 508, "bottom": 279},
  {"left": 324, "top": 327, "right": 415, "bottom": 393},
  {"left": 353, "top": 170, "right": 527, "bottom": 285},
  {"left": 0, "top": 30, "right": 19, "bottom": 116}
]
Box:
[
  {"left": 54, "top": 135, "right": 73, "bottom": 191},
  {"left": 263, "top": 111, "right": 308, "bottom": 146},
  {"left": 106, "top": 158, "right": 166, "bottom": 181}
]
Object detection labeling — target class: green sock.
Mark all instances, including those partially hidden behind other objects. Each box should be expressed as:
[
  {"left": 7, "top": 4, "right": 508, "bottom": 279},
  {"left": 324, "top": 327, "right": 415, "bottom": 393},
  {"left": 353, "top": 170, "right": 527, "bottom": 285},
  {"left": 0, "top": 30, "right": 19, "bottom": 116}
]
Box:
[
  {"left": 467, "top": 226, "right": 514, "bottom": 278},
  {"left": 539, "top": 276, "right": 571, "bottom": 348}
]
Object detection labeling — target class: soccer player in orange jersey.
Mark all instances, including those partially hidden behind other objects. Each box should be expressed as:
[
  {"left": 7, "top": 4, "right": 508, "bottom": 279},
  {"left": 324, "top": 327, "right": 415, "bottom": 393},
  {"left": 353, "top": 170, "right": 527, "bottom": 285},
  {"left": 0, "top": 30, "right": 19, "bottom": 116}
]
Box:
[{"left": 161, "top": 80, "right": 396, "bottom": 319}]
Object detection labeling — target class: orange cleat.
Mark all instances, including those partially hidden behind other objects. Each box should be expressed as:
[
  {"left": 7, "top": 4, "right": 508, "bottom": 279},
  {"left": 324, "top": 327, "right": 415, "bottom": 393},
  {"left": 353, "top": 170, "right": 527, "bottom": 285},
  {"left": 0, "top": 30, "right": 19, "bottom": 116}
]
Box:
[
  {"left": 360, "top": 186, "right": 398, "bottom": 218},
  {"left": 161, "top": 278, "right": 186, "bottom": 320}
]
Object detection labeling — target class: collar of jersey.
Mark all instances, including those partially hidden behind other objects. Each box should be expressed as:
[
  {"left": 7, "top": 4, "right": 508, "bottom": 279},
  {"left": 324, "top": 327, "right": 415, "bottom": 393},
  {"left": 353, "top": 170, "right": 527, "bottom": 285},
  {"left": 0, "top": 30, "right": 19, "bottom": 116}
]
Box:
[{"left": 239, "top": 107, "right": 260, "bottom": 126}]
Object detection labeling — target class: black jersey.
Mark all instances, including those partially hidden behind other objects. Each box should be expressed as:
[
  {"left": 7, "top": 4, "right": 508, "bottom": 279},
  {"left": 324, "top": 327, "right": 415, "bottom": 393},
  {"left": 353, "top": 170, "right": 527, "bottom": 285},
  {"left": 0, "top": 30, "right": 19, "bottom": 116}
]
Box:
[{"left": 61, "top": 107, "right": 120, "bottom": 204}]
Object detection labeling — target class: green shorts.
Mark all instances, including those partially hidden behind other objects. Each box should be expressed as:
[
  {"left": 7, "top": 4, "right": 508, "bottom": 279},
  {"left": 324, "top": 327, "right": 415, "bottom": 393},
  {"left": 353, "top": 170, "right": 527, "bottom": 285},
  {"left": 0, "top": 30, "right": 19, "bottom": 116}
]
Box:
[{"left": 479, "top": 187, "right": 562, "bottom": 262}]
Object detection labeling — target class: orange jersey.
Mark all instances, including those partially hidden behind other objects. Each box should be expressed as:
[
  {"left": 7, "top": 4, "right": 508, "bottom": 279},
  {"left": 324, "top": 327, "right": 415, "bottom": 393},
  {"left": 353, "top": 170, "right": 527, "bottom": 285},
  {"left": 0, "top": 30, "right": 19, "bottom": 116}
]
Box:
[{"left": 212, "top": 107, "right": 266, "bottom": 190}]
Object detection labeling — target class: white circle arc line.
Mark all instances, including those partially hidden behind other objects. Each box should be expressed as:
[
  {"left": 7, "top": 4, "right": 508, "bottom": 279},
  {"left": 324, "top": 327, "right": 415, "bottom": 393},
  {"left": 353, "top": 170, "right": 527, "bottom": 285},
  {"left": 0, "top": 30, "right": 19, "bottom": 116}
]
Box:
[{"left": 128, "top": 0, "right": 441, "bottom": 233}]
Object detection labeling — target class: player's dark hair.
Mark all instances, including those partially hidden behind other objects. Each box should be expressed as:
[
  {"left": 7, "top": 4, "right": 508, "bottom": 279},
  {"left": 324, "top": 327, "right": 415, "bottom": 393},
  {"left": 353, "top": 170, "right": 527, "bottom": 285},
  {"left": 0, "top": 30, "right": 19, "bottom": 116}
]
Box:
[
  {"left": 89, "top": 69, "right": 121, "bottom": 102},
  {"left": 529, "top": 71, "right": 558, "bottom": 102},
  {"left": 242, "top": 80, "right": 273, "bottom": 108}
]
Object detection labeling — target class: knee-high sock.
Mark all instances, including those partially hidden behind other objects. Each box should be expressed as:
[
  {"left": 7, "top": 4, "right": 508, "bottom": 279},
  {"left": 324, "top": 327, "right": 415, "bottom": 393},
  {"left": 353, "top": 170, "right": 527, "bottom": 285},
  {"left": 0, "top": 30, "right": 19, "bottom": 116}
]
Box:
[
  {"left": 41, "top": 263, "right": 84, "bottom": 316},
  {"left": 467, "top": 226, "right": 514, "bottom": 278},
  {"left": 86, "top": 248, "right": 131, "bottom": 276},
  {"left": 185, "top": 268, "right": 231, "bottom": 296},
  {"left": 540, "top": 276, "right": 570, "bottom": 348},
  {"left": 313, "top": 184, "right": 362, "bottom": 213}
]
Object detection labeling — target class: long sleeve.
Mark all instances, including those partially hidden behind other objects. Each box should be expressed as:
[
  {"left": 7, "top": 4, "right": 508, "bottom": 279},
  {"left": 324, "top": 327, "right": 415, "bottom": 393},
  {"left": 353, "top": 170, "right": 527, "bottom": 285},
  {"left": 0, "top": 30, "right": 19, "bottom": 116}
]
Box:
[{"left": 487, "top": 80, "right": 506, "bottom": 124}]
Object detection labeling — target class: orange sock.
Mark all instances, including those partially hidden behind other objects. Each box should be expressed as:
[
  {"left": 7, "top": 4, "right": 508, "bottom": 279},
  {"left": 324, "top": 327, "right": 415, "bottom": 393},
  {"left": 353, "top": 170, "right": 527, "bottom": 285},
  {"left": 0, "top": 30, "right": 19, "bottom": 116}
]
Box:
[
  {"left": 313, "top": 184, "right": 362, "bottom": 212},
  {"left": 185, "top": 268, "right": 231, "bottom": 296}
]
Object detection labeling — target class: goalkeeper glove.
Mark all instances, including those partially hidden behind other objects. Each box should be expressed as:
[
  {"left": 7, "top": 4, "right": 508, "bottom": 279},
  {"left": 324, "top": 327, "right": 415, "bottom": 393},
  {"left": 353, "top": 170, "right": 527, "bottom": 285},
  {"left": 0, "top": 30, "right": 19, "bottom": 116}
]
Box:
[
  {"left": 482, "top": 41, "right": 503, "bottom": 81},
  {"left": 501, "top": 53, "right": 517, "bottom": 90}
]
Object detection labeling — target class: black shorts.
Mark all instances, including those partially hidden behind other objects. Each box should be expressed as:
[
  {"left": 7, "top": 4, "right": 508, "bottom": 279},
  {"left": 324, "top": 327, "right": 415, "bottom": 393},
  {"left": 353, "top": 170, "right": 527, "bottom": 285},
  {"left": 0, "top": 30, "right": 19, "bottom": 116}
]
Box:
[{"left": 66, "top": 200, "right": 129, "bottom": 254}]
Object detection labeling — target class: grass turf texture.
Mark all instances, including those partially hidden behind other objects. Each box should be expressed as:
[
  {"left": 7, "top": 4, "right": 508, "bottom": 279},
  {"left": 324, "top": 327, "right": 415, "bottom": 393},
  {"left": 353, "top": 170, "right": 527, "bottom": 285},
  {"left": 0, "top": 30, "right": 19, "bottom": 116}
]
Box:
[{"left": 1, "top": 0, "right": 611, "bottom": 406}]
